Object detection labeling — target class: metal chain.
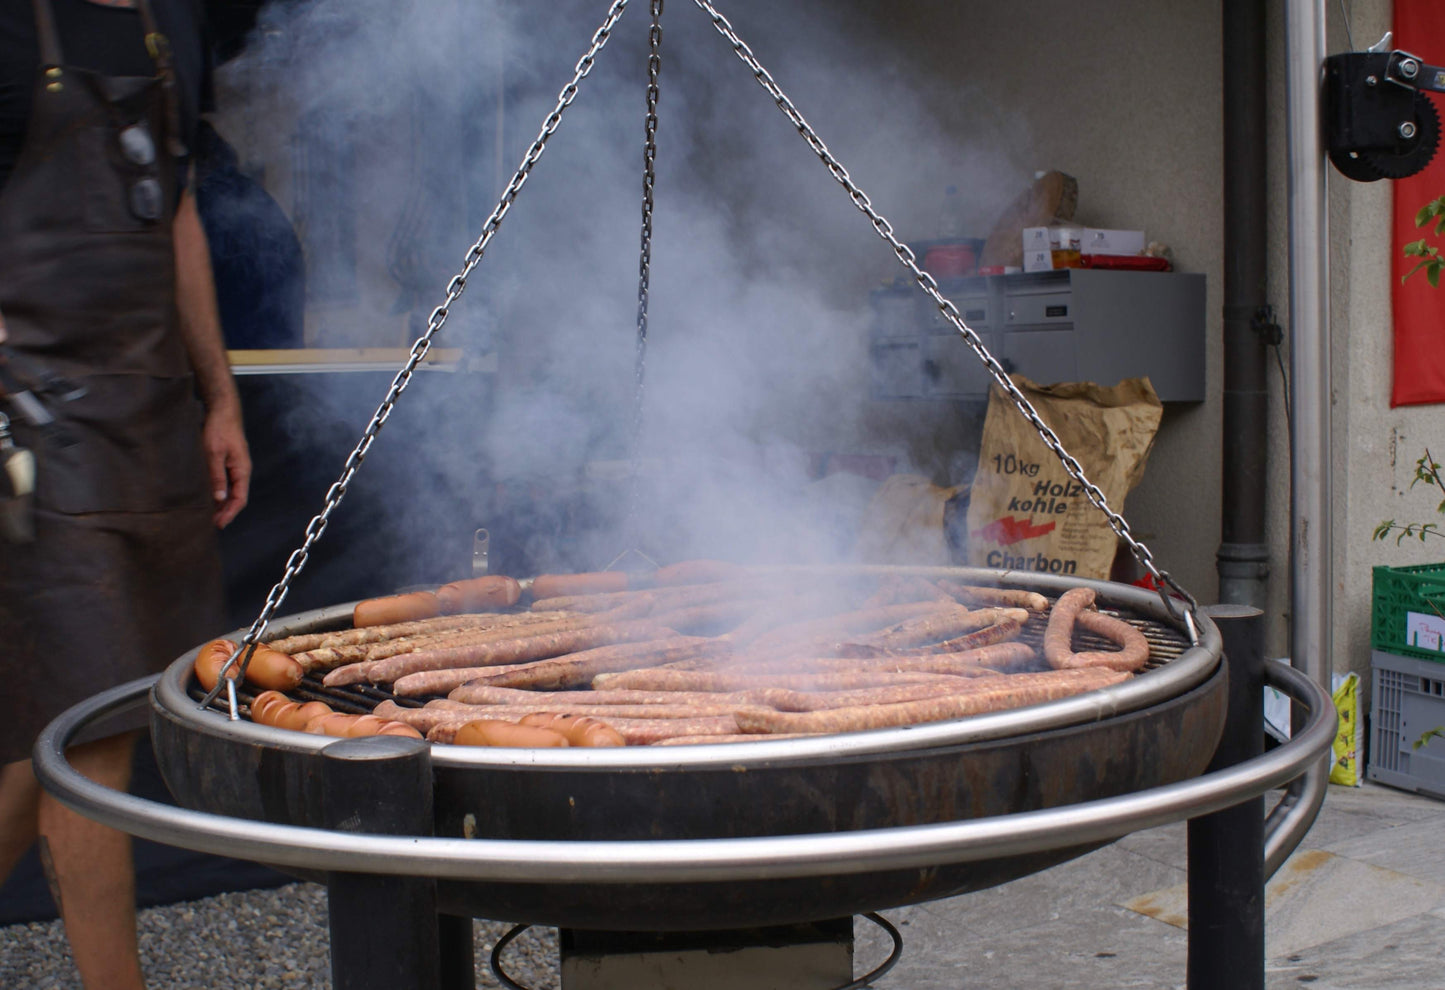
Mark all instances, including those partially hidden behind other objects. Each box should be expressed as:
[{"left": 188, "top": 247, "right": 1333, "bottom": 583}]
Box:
[
  {"left": 625, "top": 0, "right": 664, "bottom": 540},
  {"left": 202, "top": 0, "right": 637, "bottom": 712},
  {"left": 689, "top": 0, "right": 1200, "bottom": 641}
]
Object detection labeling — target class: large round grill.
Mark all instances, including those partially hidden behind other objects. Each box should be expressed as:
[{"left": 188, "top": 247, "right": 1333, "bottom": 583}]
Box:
[{"left": 148, "top": 566, "right": 1227, "bottom": 931}]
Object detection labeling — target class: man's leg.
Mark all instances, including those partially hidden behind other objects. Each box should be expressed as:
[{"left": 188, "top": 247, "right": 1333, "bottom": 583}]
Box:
[
  {"left": 37, "top": 732, "right": 146, "bottom": 990},
  {"left": 0, "top": 758, "right": 41, "bottom": 882}
]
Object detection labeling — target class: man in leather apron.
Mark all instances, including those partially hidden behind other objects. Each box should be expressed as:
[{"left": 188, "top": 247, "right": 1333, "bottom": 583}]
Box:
[{"left": 0, "top": 1, "right": 249, "bottom": 986}]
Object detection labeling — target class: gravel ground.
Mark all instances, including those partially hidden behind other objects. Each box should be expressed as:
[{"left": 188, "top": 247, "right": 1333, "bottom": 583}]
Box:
[{"left": 0, "top": 883, "right": 561, "bottom": 989}]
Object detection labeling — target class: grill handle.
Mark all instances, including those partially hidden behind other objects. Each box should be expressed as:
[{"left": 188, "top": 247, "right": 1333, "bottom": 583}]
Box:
[{"left": 33, "top": 662, "right": 1334, "bottom": 885}]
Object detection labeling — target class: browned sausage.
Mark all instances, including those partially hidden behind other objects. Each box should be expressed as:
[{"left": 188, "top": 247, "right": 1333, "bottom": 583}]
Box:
[
  {"left": 518, "top": 713, "right": 626, "bottom": 747},
  {"left": 921, "top": 614, "right": 1029, "bottom": 654},
  {"left": 529, "top": 572, "right": 630, "bottom": 602},
  {"left": 1042, "top": 587, "right": 1096, "bottom": 668},
  {"left": 935, "top": 580, "right": 1050, "bottom": 613},
  {"left": 653, "top": 732, "right": 821, "bottom": 746},
  {"left": 1054, "top": 608, "right": 1151, "bottom": 673},
  {"left": 305, "top": 713, "right": 362, "bottom": 737},
  {"left": 195, "top": 640, "right": 303, "bottom": 692},
  {"left": 272, "top": 611, "right": 565, "bottom": 658},
  {"left": 446, "top": 636, "right": 731, "bottom": 693},
  {"left": 365, "top": 620, "right": 673, "bottom": 684},
  {"left": 410, "top": 708, "right": 739, "bottom": 745},
  {"left": 377, "top": 721, "right": 425, "bottom": 739},
  {"left": 446, "top": 685, "right": 759, "bottom": 708},
  {"left": 590, "top": 668, "right": 983, "bottom": 693},
  {"left": 749, "top": 680, "right": 1015, "bottom": 712},
  {"left": 452, "top": 719, "right": 571, "bottom": 748},
  {"left": 435, "top": 575, "right": 523, "bottom": 614},
  {"left": 735, "top": 668, "right": 1130, "bottom": 734},
  {"left": 193, "top": 639, "right": 241, "bottom": 692},
  {"left": 248, "top": 690, "right": 291, "bottom": 724},
  {"left": 353, "top": 591, "right": 443, "bottom": 628}
]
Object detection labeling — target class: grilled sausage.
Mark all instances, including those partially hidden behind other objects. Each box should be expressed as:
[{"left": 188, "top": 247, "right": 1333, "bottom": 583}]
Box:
[
  {"left": 195, "top": 640, "right": 303, "bottom": 692},
  {"left": 436, "top": 575, "right": 523, "bottom": 614},
  {"left": 590, "top": 668, "right": 983, "bottom": 693},
  {"left": 446, "top": 685, "right": 760, "bottom": 708},
  {"left": 1042, "top": 587, "right": 1096, "bottom": 668},
  {"left": 445, "top": 636, "right": 730, "bottom": 693},
  {"left": 353, "top": 591, "right": 442, "bottom": 628},
  {"left": 530, "top": 572, "right": 630, "bottom": 602},
  {"left": 304, "top": 713, "right": 362, "bottom": 736},
  {"left": 1055, "top": 608, "right": 1151, "bottom": 673},
  {"left": 365, "top": 620, "right": 673, "bottom": 684},
  {"left": 734, "top": 668, "right": 1130, "bottom": 734},
  {"left": 248, "top": 690, "right": 291, "bottom": 724},
  {"left": 935, "top": 580, "right": 1050, "bottom": 613},
  {"left": 749, "top": 680, "right": 1018, "bottom": 712},
  {"left": 518, "top": 713, "right": 626, "bottom": 747},
  {"left": 653, "top": 732, "right": 821, "bottom": 746},
  {"left": 452, "top": 719, "right": 571, "bottom": 748},
  {"left": 377, "top": 721, "right": 425, "bottom": 739}
]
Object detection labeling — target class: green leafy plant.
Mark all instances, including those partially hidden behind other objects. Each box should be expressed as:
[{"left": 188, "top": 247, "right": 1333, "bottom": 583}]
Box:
[
  {"left": 1373, "top": 448, "right": 1445, "bottom": 544},
  {"left": 1403, "top": 195, "right": 1445, "bottom": 286}
]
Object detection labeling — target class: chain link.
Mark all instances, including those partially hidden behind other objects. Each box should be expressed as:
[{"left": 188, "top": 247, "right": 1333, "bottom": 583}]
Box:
[
  {"left": 624, "top": 0, "right": 664, "bottom": 540},
  {"left": 202, "top": 0, "right": 637, "bottom": 712},
  {"left": 689, "top": 0, "right": 1200, "bottom": 639}
]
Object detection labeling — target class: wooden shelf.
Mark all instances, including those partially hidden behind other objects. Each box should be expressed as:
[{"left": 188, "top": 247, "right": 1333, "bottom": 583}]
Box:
[{"left": 227, "top": 347, "right": 491, "bottom": 376}]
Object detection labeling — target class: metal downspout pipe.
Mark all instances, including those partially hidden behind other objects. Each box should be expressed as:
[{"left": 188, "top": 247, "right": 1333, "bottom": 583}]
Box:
[
  {"left": 1218, "top": 0, "right": 1272, "bottom": 610},
  {"left": 1269, "top": 0, "right": 1332, "bottom": 876}
]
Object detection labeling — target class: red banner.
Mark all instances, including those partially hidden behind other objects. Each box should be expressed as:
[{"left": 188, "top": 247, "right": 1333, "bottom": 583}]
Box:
[{"left": 1392, "top": 1, "right": 1445, "bottom": 406}]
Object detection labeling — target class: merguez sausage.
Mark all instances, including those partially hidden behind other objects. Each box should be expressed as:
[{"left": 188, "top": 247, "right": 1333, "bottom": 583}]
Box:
[
  {"left": 936, "top": 580, "right": 1049, "bottom": 613},
  {"left": 734, "top": 668, "right": 1130, "bottom": 734},
  {"left": 1043, "top": 587, "right": 1097, "bottom": 668},
  {"left": 271, "top": 610, "right": 570, "bottom": 659},
  {"left": 1057, "top": 608, "right": 1151, "bottom": 673},
  {"left": 591, "top": 668, "right": 983, "bottom": 693},
  {"left": 450, "top": 637, "right": 731, "bottom": 692},
  {"left": 365, "top": 620, "right": 673, "bottom": 684}
]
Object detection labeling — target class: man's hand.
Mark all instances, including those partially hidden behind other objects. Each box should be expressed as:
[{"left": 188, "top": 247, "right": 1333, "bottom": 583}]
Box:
[{"left": 203, "top": 400, "right": 250, "bottom": 528}]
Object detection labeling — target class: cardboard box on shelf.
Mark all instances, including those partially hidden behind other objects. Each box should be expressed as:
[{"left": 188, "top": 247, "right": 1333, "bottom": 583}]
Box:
[{"left": 1082, "top": 228, "right": 1146, "bottom": 256}]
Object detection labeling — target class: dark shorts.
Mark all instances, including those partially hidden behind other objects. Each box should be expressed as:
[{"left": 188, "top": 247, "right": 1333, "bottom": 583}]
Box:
[{"left": 0, "top": 503, "right": 225, "bottom": 763}]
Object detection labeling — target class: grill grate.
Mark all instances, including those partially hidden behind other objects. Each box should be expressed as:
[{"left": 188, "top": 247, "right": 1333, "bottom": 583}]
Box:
[{"left": 186, "top": 594, "right": 1193, "bottom": 722}]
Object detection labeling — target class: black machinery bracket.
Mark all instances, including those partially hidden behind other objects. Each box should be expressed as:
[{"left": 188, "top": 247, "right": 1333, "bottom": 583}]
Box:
[{"left": 1326, "top": 37, "right": 1445, "bottom": 182}]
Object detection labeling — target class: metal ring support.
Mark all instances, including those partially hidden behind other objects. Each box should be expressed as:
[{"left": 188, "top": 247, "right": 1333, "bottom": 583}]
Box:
[{"left": 35, "top": 661, "right": 1333, "bottom": 885}]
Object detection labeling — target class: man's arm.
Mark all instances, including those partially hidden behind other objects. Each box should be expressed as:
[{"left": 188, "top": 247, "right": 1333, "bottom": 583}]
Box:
[{"left": 173, "top": 188, "right": 250, "bottom": 528}]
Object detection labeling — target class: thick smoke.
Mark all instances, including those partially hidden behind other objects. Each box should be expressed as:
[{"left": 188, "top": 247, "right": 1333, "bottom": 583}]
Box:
[{"left": 213, "top": 0, "right": 1025, "bottom": 591}]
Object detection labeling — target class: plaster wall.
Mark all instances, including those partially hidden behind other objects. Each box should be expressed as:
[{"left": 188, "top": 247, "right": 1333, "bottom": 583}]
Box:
[
  {"left": 1263, "top": 0, "right": 1445, "bottom": 689},
  {"left": 855, "top": 0, "right": 1226, "bottom": 602}
]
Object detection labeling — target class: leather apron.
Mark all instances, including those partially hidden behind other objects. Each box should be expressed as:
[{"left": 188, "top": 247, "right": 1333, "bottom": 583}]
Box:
[{"left": 0, "top": 0, "right": 225, "bottom": 763}]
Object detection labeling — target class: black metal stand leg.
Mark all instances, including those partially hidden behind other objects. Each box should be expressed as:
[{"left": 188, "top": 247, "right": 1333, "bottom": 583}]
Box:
[
  {"left": 1187, "top": 605, "right": 1265, "bottom": 990},
  {"left": 321, "top": 735, "right": 441, "bottom": 990},
  {"left": 439, "top": 912, "right": 476, "bottom": 990}
]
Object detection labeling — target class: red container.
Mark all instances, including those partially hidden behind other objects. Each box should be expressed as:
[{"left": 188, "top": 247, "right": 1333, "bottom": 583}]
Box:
[{"left": 922, "top": 240, "right": 982, "bottom": 278}]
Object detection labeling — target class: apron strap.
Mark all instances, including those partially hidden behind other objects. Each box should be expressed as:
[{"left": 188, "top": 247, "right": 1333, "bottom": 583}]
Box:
[
  {"left": 30, "top": 0, "right": 64, "bottom": 78},
  {"left": 134, "top": 0, "right": 186, "bottom": 157}
]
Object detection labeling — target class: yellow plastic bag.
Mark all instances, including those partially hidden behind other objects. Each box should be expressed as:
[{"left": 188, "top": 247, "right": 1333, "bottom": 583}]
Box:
[{"left": 1329, "top": 672, "right": 1362, "bottom": 787}]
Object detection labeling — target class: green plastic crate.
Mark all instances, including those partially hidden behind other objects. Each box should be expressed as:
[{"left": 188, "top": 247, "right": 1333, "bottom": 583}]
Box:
[{"left": 1372, "top": 563, "right": 1445, "bottom": 663}]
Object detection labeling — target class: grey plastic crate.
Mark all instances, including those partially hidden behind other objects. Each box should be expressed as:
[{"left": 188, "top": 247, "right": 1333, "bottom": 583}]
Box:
[{"left": 1368, "top": 650, "right": 1445, "bottom": 799}]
